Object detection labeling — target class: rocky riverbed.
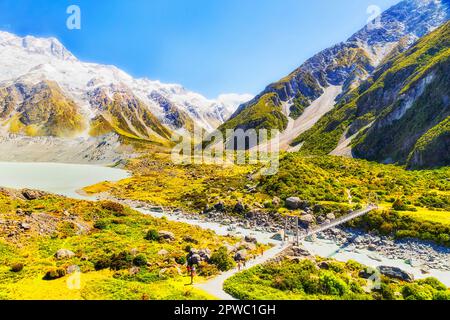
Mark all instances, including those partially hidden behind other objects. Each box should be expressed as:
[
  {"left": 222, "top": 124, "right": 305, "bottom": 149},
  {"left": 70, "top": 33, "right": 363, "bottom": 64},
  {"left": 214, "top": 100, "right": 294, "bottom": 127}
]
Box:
[
  {"left": 317, "top": 228, "right": 450, "bottom": 272},
  {"left": 108, "top": 197, "right": 450, "bottom": 273}
]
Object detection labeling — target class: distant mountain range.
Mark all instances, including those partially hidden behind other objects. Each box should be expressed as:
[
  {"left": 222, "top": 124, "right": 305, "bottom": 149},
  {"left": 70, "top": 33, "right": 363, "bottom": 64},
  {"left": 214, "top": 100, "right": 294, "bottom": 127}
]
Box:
[
  {"left": 218, "top": 0, "right": 449, "bottom": 168},
  {"left": 0, "top": 0, "right": 448, "bottom": 168},
  {"left": 0, "top": 30, "right": 252, "bottom": 146}
]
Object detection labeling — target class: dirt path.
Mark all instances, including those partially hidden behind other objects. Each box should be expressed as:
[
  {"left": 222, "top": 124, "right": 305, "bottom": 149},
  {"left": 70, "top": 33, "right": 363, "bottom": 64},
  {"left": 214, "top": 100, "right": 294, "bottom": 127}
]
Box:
[{"left": 195, "top": 243, "right": 290, "bottom": 300}]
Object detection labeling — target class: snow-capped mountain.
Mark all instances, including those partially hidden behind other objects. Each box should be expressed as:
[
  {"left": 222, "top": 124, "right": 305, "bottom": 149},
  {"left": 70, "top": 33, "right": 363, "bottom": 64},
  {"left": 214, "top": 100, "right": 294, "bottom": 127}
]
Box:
[
  {"left": 0, "top": 30, "right": 252, "bottom": 139},
  {"left": 221, "top": 0, "right": 449, "bottom": 150}
]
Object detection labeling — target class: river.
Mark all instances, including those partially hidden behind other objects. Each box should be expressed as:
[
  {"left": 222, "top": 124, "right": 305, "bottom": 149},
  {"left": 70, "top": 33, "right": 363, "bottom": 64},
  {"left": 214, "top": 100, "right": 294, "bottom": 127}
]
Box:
[{"left": 0, "top": 161, "right": 449, "bottom": 287}]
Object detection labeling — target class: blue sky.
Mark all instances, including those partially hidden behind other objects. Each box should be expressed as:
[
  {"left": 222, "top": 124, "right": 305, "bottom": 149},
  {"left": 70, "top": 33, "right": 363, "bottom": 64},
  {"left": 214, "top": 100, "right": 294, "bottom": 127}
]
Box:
[{"left": 0, "top": 0, "right": 400, "bottom": 98}]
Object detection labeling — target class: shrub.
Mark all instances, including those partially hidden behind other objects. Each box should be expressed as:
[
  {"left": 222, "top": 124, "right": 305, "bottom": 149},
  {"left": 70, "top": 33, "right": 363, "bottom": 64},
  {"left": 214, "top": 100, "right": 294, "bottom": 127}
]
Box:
[
  {"left": 145, "top": 229, "right": 160, "bottom": 241},
  {"left": 175, "top": 255, "right": 187, "bottom": 265},
  {"left": 110, "top": 251, "right": 133, "bottom": 271},
  {"left": 94, "top": 257, "right": 111, "bottom": 271},
  {"left": 319, "top": 271, "right": 348, "bottom": 296},
  {"left": 101, "top": 201, "right": 126, "bottom": 216},
  {"left": 417, "top": 278, "right": 447, "bottom": 291},
  {"left": 209, "top": 247, "right": 235, "bottom": 272},
  {"left": 44, "top": 268, "right": 66, "bottom": 280},
  {"left": 392, "top": 199, "right": 408, "bottom": 211},
  {"left": 402, "top": 283, "right": 434, "bottom": 300},
  {"left": 94, "top": 219, "right": 109, "bottom": 230},
  {"left": 380, "top": 283, "right": 396, "bottom": 300},
  {"left": 198, "top": 262, "right": 219, "bottom": 277},
  {"left": 133, "top": 254, "right": 148, "bottom": 267},
  {"left": 10, "top": 263, "right": 24, "bottom": 273}
]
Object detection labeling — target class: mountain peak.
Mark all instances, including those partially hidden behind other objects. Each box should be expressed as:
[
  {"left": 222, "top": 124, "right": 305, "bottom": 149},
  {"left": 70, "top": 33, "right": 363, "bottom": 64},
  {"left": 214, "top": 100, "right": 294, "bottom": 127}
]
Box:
[{"left": 0, "top": 31, "right": 76, "bottom": 61}]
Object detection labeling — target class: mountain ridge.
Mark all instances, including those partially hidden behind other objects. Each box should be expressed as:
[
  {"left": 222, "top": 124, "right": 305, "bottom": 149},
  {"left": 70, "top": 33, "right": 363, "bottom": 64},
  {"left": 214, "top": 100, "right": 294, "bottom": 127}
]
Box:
[{"left": 219, "top": 0, "right": 450, "bottom": 152}]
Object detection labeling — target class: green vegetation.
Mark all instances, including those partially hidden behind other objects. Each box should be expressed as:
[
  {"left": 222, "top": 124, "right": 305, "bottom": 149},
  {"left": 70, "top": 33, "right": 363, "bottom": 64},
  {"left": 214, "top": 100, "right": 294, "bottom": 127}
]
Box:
[
  {"left": 0, "top": 190, "right": 252, "bottom": 300},
  {"left": 217, "top": 93, "right": 288, "bottom": 134},
  {"left": 86, "top": 152, "right": 450, "bottom": 247},
  {"left": 291, "top": 21, "right": 450, "bottom": 169},
  {"left": 224, "top": 258, "right": 450, "bottom": 300}
]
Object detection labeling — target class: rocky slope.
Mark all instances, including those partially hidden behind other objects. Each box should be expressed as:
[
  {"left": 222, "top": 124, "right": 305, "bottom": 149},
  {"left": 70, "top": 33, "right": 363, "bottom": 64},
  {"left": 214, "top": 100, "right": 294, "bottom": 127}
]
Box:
[
  {"left": 218, "top": 0, "right": 450, "bottom": 151},
  {"left": 293, "top": 21, "right": 450, "bottom": 169},
  {"left": 0, "top": 30, "right": 252, "bottom": 161}
]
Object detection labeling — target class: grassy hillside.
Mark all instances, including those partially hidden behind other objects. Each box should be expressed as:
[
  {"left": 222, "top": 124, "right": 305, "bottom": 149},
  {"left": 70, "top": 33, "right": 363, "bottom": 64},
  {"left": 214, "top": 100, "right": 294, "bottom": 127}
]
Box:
[
  {"left": 291, "top": 21, "right": 450, "bottom": 169},
  {"left": 86, "top": 152, "right": 450, "bottom": 246},
  {"left": 0, "top": 188, "right": 263, "bottom": 300},
  {"left": 224, "top": 258, "right": 450, "bottom": 300}
]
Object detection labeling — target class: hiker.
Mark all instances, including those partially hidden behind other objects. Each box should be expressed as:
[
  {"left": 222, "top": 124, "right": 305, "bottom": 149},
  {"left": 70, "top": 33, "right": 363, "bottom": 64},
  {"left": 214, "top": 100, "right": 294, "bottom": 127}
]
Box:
[{"left": 190, "top": 265, "right": 196, "bottom": 285}]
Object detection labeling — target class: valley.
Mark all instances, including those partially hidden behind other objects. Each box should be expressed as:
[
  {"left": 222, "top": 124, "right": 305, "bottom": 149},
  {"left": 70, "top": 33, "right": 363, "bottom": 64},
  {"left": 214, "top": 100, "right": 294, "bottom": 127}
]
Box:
[{"left": 0, "top": 0, "right": 449, "bottom": 301}]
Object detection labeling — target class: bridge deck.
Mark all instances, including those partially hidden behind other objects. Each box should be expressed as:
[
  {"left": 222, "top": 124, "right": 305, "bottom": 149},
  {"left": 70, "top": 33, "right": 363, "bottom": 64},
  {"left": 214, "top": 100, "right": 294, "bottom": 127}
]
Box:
[{"left": 298, "top": 204, "right": 378, "bottom": 240}]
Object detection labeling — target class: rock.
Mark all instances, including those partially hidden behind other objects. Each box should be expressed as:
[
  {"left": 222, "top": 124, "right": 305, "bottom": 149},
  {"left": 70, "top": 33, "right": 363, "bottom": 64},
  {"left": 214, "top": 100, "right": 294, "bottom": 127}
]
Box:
[
  {"left": 214, "top": 202, "right": 225, "bottom": 212},
  {"left": 272, "top": 197, "right": 281, "bottom": 207},
  {"left": 377, "top": 266, "right": 414, "bottom": 282},
  {"left": 405, "top": 258, "right": 422, "bottom": 268},
  {"left": 55, "top": 249, "right": 75, "bottom": 260},
  {"left": 158, "top": 231, "right": 175, "bottom": 241},
  {"left": 22, "top": 189, "right": 46, "bottom": 200},
  {"left": 129, "top": 267, "right": 140, "bottom": 275},
  {"left": 233, "top": 201, "right": 245, "bottom": 214},
  {"left": 291, "top": 246, "right": 311, "bottom": 257},
  {"left": 244, "top": 235, "right": 258, "bottom": 244},
  {"left": 183, "top": 236, "right": 199, "bottom": 244},
  {"left": 271, "top": 232, "right": 284, "bottom": 241},
  {"left": 240, "top": 242, "right": 256, "bottom": 251},
  {"left": 198, "top": 249, "right": 211, "bottom": 261},
  {"left": 359, "top": 268, "right": 377, "bottom": 279},
  {"left": 158, "top": 249, "right": 169, "bottom": 256},
  {"left": 234, "top": 250, "right": 248, "bottom": 261},
  {"left": 318, "top": 261, "right": 330, "bottom": 270},
  {"left": 19, "top": 222, "right": 31, "bottom": 230},
  {"left": 326, "top": 213, "right": 336, "bottom": 220},
  {"left": 299, "top": 214, "right": 315, "bottom": 226},
  {"left": 368, "top": 244, "right": 377, "bottom": 252},
  {"left": 285, "top": 197, "right": 302, "bottom": 210}
]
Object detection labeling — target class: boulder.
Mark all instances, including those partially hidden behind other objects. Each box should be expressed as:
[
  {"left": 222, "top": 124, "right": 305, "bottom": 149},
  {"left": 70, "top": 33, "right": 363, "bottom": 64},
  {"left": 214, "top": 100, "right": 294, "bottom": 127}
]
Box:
[
  {"left": 291, "top": 246, "right": 311, "bottom": 257},
  {"left": 234, "top": 250, "right": 248, "bottom": 261},
  {"left": 318, "top": 261, "right": 330, "bottom": 270},
  {"left": 158, "top": 231, "right": 175, "bottom": 241},
  {"left": 285, "top": 197, "right": 302, "bottom": 210},
  {"left": 359, "top": 268, "right": 377, "bottom": 279},
  {"left": 19, "top": 222, "right": 31, "bottom": 230},
  {"left": 214, "top": 202, "right": 225, "bottom": 212},
  {"left": 55, "top": 249, "right": 75, "bottom": 260},
  {"left": 198, "top": 249, "right": 211, "bottom": 261},
  {"left": 22, "top": 189, "right": 46, "bottom": 201},
  {"left": 299, "top": 214, "right": 315, "bottom": 226},
  {"left": 326, "top": 213, "right": 336, "bottom": 220},
  {"left": 377, "top": 266, "right": 414, "bottom": 282},
  {"left": 272, "top": 197, "right": 281, "bottom": 207},
  {"left": 244, "top": 235, "right": 258, "bottom": 244},
  {"left": 233, "top": 201, "right": 245, "bottom": 214},
  {"left": 158, "top": 249, "right": 169, "bottom": 256}
]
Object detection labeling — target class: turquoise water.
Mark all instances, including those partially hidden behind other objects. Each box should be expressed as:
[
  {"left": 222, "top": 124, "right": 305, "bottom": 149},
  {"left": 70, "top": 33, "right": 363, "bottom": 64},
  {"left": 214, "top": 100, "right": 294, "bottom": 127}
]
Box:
[{"left": 0, "top": 162, "right": 129, "bottom": 199}]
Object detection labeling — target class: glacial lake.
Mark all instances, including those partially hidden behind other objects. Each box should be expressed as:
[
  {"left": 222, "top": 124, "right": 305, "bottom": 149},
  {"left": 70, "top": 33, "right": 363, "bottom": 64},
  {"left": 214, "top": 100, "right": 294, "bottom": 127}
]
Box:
[{"left": 0, "top": 161, "right": 130, "bottom": 199}]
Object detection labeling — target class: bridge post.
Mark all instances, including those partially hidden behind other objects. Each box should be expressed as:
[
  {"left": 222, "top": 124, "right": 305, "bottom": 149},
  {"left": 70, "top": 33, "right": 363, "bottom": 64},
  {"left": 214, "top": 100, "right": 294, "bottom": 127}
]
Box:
[{"left": 284, "top": 216, "right": 288, "bottom": 242}]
